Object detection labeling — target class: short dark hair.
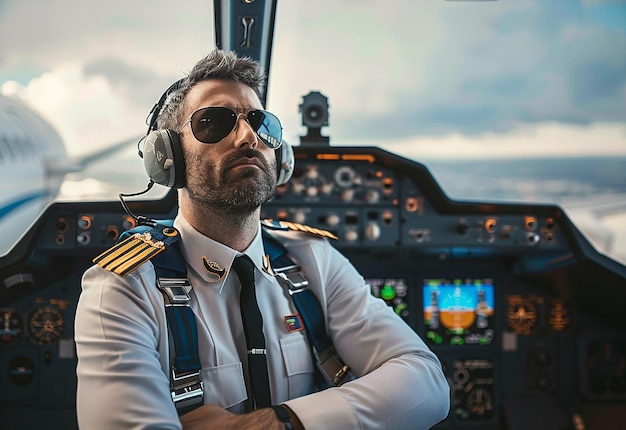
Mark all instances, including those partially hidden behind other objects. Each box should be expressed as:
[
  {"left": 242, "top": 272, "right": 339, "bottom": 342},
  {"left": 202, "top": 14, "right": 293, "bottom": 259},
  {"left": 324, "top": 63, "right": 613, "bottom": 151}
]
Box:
[{"left": 156, "top": 49, "right": 266, "bottom": 130}]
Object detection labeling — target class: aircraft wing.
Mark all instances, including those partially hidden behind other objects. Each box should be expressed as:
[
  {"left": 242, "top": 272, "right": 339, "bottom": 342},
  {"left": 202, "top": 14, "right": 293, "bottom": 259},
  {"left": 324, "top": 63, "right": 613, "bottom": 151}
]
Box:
[
  {"left": 560, "top": 195, "right": 626, "bottom": 219},
  {"left": 45, "top": 135, "right": 142, "bottom": 175}
]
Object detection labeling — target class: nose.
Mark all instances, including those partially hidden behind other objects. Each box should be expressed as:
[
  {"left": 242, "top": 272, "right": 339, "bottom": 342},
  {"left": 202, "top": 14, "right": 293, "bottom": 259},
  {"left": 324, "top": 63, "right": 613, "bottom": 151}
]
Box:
[{"left": 232, "top": 113, "right": 258, "bottom": 149}]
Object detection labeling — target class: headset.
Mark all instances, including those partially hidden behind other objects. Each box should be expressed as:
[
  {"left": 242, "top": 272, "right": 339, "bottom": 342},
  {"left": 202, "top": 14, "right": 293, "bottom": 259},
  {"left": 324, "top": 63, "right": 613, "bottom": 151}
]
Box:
[{"left": 139, "top": 79, "right": 294, "bottom": 189}]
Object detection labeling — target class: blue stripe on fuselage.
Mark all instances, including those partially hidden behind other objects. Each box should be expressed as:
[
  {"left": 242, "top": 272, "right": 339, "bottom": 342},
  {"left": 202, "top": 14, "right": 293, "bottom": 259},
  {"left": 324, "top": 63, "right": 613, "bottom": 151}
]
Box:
[{"left": 0, "top": 191, "right": 48, "bottom": 221}]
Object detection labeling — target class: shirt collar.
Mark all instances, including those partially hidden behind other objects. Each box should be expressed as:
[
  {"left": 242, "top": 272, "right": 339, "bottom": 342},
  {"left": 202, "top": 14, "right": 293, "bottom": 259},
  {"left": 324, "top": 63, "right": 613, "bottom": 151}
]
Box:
[{"left": 173, "top": 214, "right": 274, "bottom": 292}]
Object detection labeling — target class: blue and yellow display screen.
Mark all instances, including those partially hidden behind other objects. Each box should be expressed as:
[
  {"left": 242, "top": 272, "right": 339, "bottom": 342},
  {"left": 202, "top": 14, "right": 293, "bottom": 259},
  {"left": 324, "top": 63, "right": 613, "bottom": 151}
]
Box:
[{"left": 423, "top": 278, "right": 495, "bottom": 346}]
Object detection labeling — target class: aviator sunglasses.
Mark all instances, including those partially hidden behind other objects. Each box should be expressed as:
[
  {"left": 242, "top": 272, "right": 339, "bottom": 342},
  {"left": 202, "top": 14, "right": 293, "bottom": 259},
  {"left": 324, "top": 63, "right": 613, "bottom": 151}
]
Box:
[{"left": 178, "top": 106, "right": 283, "bottom": 149}]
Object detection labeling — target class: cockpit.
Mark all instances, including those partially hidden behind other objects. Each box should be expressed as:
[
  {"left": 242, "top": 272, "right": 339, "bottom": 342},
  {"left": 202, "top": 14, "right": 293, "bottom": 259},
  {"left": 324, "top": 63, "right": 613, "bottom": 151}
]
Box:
[{"left": 1, "top": 1, "right": 625, "bottom": 429}]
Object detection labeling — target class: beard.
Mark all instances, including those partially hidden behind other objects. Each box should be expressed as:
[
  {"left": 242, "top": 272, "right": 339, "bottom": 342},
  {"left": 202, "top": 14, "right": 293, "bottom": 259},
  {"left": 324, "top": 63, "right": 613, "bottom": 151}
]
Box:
[{"left": 184, "top": 147, "right": 277, "bottom": 215}]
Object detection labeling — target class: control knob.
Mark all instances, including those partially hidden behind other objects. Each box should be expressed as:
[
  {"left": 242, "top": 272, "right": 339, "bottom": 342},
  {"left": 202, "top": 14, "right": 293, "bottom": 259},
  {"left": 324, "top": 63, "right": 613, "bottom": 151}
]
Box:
[
  {"left": 365, "top": 222, "right": 381, "bottom": 241},
  {"left": 345, "top": 230, "right": 359, "bottom": 242}
]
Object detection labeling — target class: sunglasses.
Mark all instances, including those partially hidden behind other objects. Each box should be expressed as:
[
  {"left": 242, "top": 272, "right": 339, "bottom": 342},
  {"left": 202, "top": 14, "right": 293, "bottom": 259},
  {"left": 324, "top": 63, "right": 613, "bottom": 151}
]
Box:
[{"left": 178, "top": 106, "right": 283, "bottom": 149}]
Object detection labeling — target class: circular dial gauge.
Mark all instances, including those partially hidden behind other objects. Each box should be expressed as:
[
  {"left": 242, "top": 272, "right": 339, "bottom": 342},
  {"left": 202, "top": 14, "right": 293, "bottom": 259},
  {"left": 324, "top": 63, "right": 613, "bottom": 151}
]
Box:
[
  {"left": 507, "top": 296, "right": 537, "bottom": 335},
  {"left": 28, "top": 306, "right": 64, "bottom": 344},
  {"left": 0, "top": 309, "right": 23, "bottom": 344}
]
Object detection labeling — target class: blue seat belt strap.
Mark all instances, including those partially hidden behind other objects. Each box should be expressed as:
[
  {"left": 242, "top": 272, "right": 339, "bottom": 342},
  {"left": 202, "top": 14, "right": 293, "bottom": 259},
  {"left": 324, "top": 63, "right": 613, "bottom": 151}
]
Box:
[
  {"left": 120, "top": 221, "right": 204, "bottom": 415},
  {"left": 165, "top": 306, "right": 199, "bottom": 371},
  {"left": 290, "top": 290, "right": 331, "bottom": 353},
  {"left": 262, "top": 230, "right": 355, "bottom": 388},
  {"left": 153, "top": 246, "right": 204, "bottom": 416}
]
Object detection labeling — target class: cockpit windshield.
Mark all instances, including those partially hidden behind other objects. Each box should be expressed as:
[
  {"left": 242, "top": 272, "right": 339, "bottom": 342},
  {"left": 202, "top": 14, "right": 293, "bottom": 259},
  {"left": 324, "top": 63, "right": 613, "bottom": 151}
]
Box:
[{"left": 0, "top": 0, "right": 624, "bottom": 261}]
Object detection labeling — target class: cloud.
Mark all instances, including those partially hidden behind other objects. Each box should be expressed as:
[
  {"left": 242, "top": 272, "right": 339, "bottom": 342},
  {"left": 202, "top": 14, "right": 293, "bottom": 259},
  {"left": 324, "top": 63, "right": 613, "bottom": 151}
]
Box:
[
  {"left": 371, "top": 121, "right": 626, "bottom": 160},
  {"left": 2, "top": 64, "right": 145, "bottom": 155},
  {"left": 0, "top": 0, "right": 624, "bottom": 157},
  {"left": 279, "top": 0, "right": 626, "bottom": 141},
  {"left": 0, "top": 1, "right": 214, "bottom": 60},
  {"left": 83, "top": 57, "right": 179, "bottom": 110}
]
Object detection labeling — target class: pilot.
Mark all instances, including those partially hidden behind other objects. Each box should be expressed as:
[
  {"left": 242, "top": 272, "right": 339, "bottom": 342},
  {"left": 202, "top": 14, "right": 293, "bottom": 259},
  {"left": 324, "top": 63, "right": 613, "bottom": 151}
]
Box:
[{"left": 74, "top": 48, "right": 450, "bottom": 429}]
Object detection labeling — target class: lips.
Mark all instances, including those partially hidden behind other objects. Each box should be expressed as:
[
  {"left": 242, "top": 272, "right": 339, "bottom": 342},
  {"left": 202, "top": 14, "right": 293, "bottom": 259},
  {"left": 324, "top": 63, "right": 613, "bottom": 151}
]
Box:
[
  {"left": 224, "top": 150, "right": 268, "bottom": 176},
  {"left": 229, "top": 156, "right": 263, "bottom": 169},
  {"left": 231, "top": 157, "right": 263, "bottom": 167}
]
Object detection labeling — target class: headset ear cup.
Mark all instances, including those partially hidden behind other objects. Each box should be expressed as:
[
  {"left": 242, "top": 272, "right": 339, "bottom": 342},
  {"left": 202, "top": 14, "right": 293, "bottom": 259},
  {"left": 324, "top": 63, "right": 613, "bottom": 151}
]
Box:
[
  {"left": 140, "top": 129, "right": 186, "bottom": 188},
  {"left": 276, "top": 140, "right": 294, "bottom": 186}
]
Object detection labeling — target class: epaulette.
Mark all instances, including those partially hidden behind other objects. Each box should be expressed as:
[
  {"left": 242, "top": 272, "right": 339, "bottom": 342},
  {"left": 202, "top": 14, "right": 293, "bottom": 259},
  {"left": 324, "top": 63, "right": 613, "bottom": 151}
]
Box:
[
  {"left": 261, "top": 219, "right": 338, "bottom": 240},
  {"left": 93, "top": 223, "right": 181, "bottom": 277}
]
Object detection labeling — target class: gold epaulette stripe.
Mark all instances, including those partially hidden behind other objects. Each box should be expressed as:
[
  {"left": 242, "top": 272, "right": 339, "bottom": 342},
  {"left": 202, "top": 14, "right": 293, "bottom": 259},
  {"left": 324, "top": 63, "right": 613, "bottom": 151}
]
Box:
[
  {"left": 261, "top": 218, "right": 337, "bottom": 240},
  {"left": 93, "top": 232, "right": 166, "bottom": 277},
  {"left": 105, "top": 241, "right": 155, "bottom": 273},
  {"left": 278, "top": 221, "right": 338, "bottom": 240},
  {"left": 286, "top": 222, "right": 304, "bottom": 233},
  {"left": 96, "top": 236, "right": 152, "bottom": 269},
  {"left": 93, "top": 234, "right": 143, "bottom": 267},
  {"left": 112, "top": 244, "right": 165, "bottom": 277},
  {"left": 316, "top": 227, "right": 338, "bottom": 240}
]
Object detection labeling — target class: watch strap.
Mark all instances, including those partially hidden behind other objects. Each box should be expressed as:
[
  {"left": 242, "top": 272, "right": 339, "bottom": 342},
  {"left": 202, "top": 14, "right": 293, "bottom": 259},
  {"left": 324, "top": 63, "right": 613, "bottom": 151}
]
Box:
[{"left": 270, "top": 405, "right": 294, "bottom": 430}]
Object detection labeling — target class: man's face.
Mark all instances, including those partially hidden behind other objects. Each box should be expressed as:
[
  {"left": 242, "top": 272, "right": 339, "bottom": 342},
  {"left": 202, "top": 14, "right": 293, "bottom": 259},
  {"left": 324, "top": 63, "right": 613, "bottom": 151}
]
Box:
[{"left": 179, "top": 79, "right": 277, "bottom": 213}]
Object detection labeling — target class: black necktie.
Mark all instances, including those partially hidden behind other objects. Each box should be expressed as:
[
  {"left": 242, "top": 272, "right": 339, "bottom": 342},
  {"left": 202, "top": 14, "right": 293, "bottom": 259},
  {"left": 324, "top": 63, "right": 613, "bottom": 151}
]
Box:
[{"left": 232, "top": 255, "right": 271, "bottom": 409}]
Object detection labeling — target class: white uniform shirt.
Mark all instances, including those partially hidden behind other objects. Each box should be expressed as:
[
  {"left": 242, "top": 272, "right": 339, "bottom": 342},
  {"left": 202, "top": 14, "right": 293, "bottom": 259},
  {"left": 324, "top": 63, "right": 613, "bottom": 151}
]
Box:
[{"left": 75, "top": 214, "right": 450, "bottom": 429}]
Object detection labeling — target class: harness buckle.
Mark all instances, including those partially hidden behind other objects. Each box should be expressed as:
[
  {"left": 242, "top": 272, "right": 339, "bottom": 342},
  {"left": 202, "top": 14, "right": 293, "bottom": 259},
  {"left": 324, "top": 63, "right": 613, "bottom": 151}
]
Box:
[
  {"left": 273, "top": 267, "right": 309, "bottom": 292},
  {"left": 315, "top": 345, "right": 354, "bottom": 387},
  {"left": 158, "top": 277, "right": 192, "bottom": 304},
  {"left": 170, "top": 368, "right": 204, "bottom": 411}
]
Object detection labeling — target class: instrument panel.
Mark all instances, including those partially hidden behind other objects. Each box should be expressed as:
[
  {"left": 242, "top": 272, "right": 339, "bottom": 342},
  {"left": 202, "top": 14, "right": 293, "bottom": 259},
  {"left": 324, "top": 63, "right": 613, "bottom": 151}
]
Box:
[{"left": 1, "top": 146, "right": 624, "bottom": 430}]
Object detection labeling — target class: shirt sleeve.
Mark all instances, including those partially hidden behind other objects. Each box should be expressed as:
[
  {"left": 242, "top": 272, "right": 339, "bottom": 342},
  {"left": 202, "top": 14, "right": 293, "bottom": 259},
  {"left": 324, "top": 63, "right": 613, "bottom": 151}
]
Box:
[
  {"left": 282, "top": 237, "right": 451, "bottom": 429},
  {"left": 75, "top": 263, "right": 181, "bottom": 430}
]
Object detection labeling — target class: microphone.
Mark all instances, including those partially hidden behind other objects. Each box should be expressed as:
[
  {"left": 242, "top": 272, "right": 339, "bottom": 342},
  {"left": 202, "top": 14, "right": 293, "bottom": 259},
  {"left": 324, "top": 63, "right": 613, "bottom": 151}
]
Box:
[{"left": 118, "top": 180, "right": 157, "bottom": 227}]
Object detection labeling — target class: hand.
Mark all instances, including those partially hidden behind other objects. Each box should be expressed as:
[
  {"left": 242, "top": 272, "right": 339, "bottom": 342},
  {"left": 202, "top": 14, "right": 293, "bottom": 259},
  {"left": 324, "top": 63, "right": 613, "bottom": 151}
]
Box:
[{"left": 180, "top": 405, "right": 286, "bottom": 430}]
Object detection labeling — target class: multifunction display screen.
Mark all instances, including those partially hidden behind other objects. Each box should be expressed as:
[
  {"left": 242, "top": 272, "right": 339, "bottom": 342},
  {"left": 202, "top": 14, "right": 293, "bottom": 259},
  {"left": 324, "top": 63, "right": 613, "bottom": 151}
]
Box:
[{"left": 423, "top": 278, "right": 495, "bottom": 346}]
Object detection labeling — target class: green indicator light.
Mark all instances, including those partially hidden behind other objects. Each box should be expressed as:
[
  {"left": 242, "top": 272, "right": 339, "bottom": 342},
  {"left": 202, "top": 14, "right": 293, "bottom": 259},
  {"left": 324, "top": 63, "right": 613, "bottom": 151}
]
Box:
[
  {"left": 380, "top": 285, "right": 396, "bottom": 301},
  {"left": 435, "top": 335, "right": 443, "bottom": 344},
  {"left": 480, "top": 338, "right": 487, "bottom": 345},
  {"left": 394, "top": 302, "right": 408, "bottom": 315},
  {"left": 450, "top": 336, "right": 465, "bottom": 346},
  {"left": 427, "top": 331, "right": 436, "bottom": 341}
]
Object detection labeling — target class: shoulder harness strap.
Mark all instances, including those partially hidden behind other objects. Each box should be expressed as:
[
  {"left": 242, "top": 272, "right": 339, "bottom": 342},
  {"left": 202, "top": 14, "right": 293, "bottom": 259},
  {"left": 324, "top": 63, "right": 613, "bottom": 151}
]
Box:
[
  {"left": 156, "top": 242, "right": 204, "bottom": 416},
  {"left": 261, "top": 228, "right": 355, "bottom": 388},
  {"left": 96, "top": 221, "right": 203, "bottom": 415}
]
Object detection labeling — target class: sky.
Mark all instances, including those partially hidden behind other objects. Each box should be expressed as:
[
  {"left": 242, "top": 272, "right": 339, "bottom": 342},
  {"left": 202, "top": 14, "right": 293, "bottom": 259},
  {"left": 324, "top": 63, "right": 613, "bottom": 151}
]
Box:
[{"left": 0, "top": 0, "right": 625, "bottom": 161}]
